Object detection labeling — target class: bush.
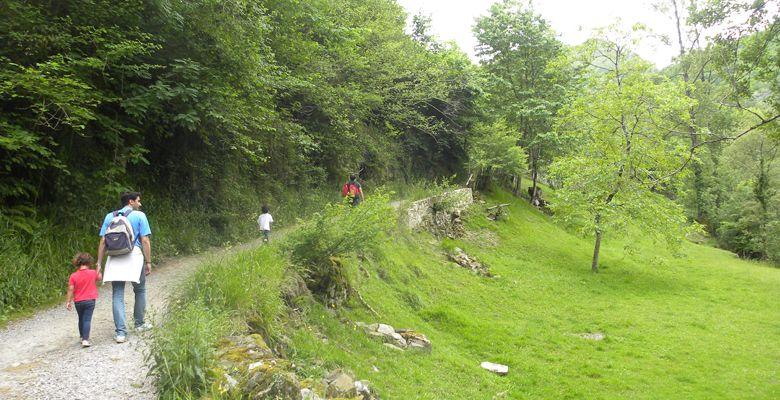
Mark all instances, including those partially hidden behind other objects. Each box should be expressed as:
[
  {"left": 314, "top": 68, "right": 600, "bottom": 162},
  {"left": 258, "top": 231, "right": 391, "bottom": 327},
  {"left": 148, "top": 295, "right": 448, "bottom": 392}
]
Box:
[
  {"left": 284, "top": 192, "right": 395, "bottom": 304},
  {"left": 148, "top": 300, "right": 232, "bottom": 400}
]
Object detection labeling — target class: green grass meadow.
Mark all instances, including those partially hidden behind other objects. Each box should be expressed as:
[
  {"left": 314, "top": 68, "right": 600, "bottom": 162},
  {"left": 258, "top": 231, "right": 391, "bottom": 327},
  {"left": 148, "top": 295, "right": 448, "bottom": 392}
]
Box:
[{"left": 285, "top": 190, "right": 780, "bottom": 399}]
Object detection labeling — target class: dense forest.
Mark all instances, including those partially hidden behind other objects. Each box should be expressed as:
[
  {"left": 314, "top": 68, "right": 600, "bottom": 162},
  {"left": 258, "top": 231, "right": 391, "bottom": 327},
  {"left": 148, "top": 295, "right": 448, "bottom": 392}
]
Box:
[{"left": 0, "top": 0, "right": 778, "bottom": 317}]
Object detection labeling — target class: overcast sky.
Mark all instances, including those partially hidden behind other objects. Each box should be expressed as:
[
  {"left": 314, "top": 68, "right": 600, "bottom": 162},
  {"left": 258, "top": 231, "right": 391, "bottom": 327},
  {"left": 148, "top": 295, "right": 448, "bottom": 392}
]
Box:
[{"left": 396, "top": 0, "right": 681, "bottom": 67}]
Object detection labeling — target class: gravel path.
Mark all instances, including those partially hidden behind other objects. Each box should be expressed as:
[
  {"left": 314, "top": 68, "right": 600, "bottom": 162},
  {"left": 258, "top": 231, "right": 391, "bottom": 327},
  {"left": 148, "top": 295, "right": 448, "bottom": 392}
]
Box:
[{"left": 0, "top": 239, "right": 263, "bottom": 399}]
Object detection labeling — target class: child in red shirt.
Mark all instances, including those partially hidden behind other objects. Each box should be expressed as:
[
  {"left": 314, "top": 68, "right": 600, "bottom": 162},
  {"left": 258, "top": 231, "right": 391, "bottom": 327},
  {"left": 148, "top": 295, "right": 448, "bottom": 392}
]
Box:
[{"left": 66, "top": 252, "right": 102, "bottom": 347}]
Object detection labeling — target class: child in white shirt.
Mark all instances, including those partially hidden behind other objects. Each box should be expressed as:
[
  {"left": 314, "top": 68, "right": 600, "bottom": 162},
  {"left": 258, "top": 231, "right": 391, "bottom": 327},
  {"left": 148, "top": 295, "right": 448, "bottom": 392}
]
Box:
[{"left": 257, "top": 205, "right": 274, "bottom": 243}]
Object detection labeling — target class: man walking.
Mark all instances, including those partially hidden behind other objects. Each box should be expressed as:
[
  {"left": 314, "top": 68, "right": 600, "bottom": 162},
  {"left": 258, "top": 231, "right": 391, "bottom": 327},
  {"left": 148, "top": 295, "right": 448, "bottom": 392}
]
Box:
[{"left": 96, "top": 191, "right": 152, "bottom": 343}]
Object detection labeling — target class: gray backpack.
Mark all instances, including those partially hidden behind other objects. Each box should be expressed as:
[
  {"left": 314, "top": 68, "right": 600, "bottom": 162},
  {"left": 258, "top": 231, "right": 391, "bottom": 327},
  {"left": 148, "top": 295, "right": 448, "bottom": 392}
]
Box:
[{"left": 104, "top": 210, "right": 134, "bottom": 256}]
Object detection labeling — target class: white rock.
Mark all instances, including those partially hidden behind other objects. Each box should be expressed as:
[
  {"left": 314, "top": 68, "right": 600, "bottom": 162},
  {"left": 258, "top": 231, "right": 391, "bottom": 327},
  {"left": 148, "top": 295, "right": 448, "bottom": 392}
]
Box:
[
  {"left": 248, "top": 361, "right": 264, "bottom": 371},
  {"left": 579, "top": 332, "right": 605, "bottom": 341},
  {"left": 389, "top": 332, "right": 408, "bottom": 348},
  {"left": 480, "top": 361, "right": 509, "bottom": 376},
  {"left": 301, "top": 388, "right": 323, "bottom": 400},
  {"left": 376, "top": 324, "right": 395, "bottom": 336},
  {"left": 223, "top": 373, "right": 239, "bottom": 389},
  {"left": 355, "top": 380, "right": 370, "bottom": 394}
]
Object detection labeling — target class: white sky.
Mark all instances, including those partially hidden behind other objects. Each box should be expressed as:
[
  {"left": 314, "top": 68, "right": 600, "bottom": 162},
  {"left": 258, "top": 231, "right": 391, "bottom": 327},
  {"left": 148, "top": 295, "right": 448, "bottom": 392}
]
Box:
[{"left": 396, "top": 0, "right": 681, "bottom": 67}]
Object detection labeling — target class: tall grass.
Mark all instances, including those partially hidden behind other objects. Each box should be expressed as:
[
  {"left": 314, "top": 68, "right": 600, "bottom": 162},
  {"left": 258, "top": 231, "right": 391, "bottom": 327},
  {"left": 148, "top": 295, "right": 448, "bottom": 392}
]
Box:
[{"left": 149, "top": 244, "right": 286, "bottom": 399}]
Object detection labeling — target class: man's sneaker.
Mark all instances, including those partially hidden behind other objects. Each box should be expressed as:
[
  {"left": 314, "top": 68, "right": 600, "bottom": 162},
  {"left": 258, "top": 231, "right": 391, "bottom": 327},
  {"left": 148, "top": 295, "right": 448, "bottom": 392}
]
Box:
[
  {"left": 115, "top": 335, "right": 127, "bottom": 343},
  {"left": 135, "top": 323, "right": 153, "bottom": 333},
  {"left": 81, "top": 340, "right": 91, "bottom": 347}
]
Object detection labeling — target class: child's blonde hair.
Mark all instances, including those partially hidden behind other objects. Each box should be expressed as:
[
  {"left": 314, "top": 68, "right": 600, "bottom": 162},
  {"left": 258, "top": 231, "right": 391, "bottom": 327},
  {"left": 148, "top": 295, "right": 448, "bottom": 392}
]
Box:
[{"left": 71, "top": 252, "right": 94, "bottom": 268}]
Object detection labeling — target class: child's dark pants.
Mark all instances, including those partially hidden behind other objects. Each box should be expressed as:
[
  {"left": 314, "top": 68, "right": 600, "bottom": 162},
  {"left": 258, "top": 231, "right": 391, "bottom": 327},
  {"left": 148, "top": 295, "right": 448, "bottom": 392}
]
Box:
[{"left": 75, "top": 299, "right": 96, "bottom": 340}]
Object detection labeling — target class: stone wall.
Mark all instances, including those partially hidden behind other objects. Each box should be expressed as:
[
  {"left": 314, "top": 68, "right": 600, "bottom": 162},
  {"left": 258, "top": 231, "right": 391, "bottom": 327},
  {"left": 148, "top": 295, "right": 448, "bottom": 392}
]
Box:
[{"left": 405, "top": 188, "right": 473, "bottom": 229}]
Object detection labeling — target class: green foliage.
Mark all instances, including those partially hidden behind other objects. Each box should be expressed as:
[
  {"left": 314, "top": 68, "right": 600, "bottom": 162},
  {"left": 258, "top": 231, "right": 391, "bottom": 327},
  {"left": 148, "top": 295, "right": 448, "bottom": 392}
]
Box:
[
  {"left": 550, "top": 34, "right": 697, "bottom": 269},
  {"left": 467, "top": 120, "right": 528, "bottom": 183},
  {"left": 284, "top": 192, "right": 394, "bottom": 302},
  {"left": 149, "top": 300, "right": 233, "bottom": 400},
  {"left": 474, "top": 0, "right": 569, "bottom": 188},
  {"left": 0, "top": 0, "right": 481, "bottom": 317},
  {"left": 183, "top": 247, "right": 286, "bottom": 336},
  {"left": 716, "top": 131, "right": 780, "bottom": 263}
]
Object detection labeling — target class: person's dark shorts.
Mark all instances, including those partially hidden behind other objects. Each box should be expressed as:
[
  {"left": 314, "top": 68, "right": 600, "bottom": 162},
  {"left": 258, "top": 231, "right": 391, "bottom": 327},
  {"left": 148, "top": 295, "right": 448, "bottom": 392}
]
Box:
[{"left": 262, "top": 230, "right": 270, "bottom": 241}]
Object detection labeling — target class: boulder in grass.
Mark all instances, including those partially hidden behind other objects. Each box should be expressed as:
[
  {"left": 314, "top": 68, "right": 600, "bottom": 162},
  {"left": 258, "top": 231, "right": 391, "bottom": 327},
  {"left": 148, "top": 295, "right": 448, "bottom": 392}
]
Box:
[
  {"left": 246, "top": 369, "right": 302, "bottom": 400},
  {"left": 399, "top": 330, "right": 432, "bottom": 352},
  {"left": 480, "top": 361, "right": 509, "bottom": 376},
  {"left": 376, "top": 323, "right": 395, "bottom": 336},
  {"left": 324, "top": 371, "right": 357, "bottom": 398}
]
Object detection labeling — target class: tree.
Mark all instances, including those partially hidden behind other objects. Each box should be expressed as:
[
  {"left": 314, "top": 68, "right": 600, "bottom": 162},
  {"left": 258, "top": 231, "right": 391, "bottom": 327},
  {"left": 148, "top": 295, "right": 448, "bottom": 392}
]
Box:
[
  {"left": 473, "top": 0, "right": 568, "bottom": 201},
  {"left": 656, "top": 0, "right": 780, "bottom": 224},
  {"left": 716, "top": 130, "right": 779, "bottom": 262},
  {"left": 467, "top": 120, "right": 528, "bottom": 189},
  {"left": 549, "top": 33, "right": 695, "bottom": 272}
]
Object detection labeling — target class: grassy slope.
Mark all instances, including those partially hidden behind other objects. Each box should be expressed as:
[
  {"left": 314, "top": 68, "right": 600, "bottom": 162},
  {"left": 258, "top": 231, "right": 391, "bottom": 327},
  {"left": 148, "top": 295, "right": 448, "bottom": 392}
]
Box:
[{"left": 288, "top": 190, "right": 780, "bottom": 399}]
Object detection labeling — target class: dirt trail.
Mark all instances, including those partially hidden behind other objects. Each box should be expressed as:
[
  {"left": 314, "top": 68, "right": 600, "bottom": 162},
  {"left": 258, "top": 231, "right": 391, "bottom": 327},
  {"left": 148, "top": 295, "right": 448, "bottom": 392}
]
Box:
[{"left": 0, "top": 239, "right": 264, "bottom": 399}]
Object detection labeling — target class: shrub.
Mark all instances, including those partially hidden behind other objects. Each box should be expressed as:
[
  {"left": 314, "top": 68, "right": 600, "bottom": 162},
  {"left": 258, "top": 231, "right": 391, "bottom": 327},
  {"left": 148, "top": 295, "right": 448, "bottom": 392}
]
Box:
[{"left": 284, "top": 192, "right": 395, "bottom": 304}]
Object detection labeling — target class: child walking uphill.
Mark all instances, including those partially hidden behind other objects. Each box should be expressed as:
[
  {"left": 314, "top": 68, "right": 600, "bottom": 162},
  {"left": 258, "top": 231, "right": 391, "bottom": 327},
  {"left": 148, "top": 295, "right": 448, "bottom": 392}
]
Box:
[
  {"left": 66, "top": 252, "right": 102, "bottom": 347},
  {"left": 257, "top": 205, "right": 274, "bottom": 243}
]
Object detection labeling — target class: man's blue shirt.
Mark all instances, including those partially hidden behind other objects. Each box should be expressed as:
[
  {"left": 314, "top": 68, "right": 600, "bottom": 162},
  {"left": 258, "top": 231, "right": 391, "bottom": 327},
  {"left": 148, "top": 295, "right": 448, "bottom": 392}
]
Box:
[{"left": 99, "top": 206, "right": 151, "bottom": 248}]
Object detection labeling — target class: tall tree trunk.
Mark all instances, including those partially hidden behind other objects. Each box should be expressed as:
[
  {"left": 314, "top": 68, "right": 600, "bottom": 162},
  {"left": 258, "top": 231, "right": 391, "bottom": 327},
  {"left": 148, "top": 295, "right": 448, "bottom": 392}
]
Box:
[
  {"left": 531, "top": 149, "right": 539, "bottom": 204},
  {"left": 591, "top": 214, "right": 602, "bottom": 272},
  {"left": 592, "top": 229, "right": 602, "bottom": 273},
  {"left": 672, "top": 0, "right": 705, "bottom": 223}
]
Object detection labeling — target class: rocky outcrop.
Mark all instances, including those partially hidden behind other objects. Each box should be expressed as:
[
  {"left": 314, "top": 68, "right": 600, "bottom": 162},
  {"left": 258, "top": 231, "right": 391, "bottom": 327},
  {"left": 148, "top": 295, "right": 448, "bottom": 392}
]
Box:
[
  {"left": 405, "top": 188, "right": 473, "bottom": 236},
  {"left": 448, "top": 247, "right": 491, "bottom": 277},
  {"left": 214, "top": 334, "right": 378, "bottom": 399}
]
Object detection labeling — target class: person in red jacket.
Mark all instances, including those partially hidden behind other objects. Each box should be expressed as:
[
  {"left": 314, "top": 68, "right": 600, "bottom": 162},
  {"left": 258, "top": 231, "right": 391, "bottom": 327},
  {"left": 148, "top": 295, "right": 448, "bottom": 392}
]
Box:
[
  {"left": 341, "top": 174, "right": 364, "bottom": 206},
  {"left": 66, "top": 252, "right": 102, "bottom": 347}
]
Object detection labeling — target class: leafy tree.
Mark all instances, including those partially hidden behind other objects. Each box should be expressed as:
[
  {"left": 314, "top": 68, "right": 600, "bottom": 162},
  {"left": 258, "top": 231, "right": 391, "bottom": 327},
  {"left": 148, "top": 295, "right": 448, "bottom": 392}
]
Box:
[
  {"left": 549, "top": 33, "right": 695, "bottom": 272},
  {"left": 467, "top": 120, "right": 528, "bottom": 189},
  {"left": 716, "top": 130, "right": 779, "bottom": 262},
  {"left": 473, "top": 0, "right": 569, "bottom": 200}
]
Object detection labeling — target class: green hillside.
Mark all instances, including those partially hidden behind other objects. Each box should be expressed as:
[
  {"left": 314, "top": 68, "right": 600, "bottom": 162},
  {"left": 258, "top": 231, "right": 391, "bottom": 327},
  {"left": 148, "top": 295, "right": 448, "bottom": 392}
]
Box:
[{"left": 154, "top": 190, "right": 780, "bottom": 399}]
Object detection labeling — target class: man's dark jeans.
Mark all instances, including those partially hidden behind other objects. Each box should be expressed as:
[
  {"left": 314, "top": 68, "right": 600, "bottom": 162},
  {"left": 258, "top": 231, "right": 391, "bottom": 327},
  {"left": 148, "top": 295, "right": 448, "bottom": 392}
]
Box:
[{"left": 75, "top": 299, "right": 96, "bottom": 340}]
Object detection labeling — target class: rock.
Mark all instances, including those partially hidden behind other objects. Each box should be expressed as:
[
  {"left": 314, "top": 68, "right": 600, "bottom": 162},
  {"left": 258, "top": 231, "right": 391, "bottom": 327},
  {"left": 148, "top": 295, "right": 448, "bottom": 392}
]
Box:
[
  {"left": 383, "top": 343, "right": 405, "bottom": 351},
  {"left": 448, "top": 247, "right": 491, "bottom": 277},
  {"left": 325, "top": 372, "right": 357, "bottom": 398},
  {"left": 355, "top": 380, "right": 372, "bottom": 399},
  {"left": 248, "top": 361, "right": 264, "bottom": 371},
  {"left": 480, "top": 362, "right": 509, "bottom": 376},
  {"left": 376, "top": 324, "right": 395, "bottom": 336},
  {"left": 399, "top": 330, "right": 431, "bottom": 351},
  {"left": 372, "top": 365, "right": 380, "bottom": 373},
  {"left": 246, "top": 370, "right": 302, "bottom": 400},
  {"left": 578, "top": 332, "right": 605, "bottom": 341},
  {"left": 223, "top": 373, "right": 239, "bottom": 390},
  {"left": 300, "top": 388, "right": 323, "bottom": 400},
  {"left": 406, "top": 188, "right": 473, "bottom": 230},
  {"left": 388, "top": 332, "right": 408, "bottom": 348}
]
